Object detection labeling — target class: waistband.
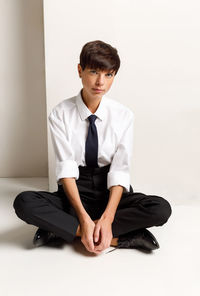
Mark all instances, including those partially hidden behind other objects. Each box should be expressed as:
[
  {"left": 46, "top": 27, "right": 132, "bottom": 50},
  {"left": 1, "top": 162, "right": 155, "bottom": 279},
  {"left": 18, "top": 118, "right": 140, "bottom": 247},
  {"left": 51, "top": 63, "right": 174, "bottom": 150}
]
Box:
[
  {"left": 78, "top": 164, "right": 111, "bottom": 176},
  {"left": 57, "top": 164, "right": 111, "bottom": 191}
]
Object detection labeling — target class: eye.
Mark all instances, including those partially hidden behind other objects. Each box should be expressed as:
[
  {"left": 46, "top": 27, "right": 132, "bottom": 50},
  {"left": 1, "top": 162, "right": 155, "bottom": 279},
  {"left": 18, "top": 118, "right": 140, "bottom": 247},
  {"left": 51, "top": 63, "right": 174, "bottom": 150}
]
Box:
[
  {"left": 90, "top": 70, "right": 98, "bottom": 74},
  {"left": 106, "top": 72, "right": 114, "bottom": 78}
]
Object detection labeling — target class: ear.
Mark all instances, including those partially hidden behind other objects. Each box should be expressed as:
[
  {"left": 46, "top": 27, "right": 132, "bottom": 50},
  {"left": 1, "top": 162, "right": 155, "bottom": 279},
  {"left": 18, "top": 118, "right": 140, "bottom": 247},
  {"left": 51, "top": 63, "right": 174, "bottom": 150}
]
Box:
[{"left": 78, "top": 64, "right": 82, "bottom": 78}]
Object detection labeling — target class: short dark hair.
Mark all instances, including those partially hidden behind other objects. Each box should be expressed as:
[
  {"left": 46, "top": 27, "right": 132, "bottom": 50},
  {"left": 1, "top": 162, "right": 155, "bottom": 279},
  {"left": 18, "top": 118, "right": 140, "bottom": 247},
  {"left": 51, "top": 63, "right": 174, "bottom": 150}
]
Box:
[{"left": 79, "top": 40, "right": 120, "bottom": 75}]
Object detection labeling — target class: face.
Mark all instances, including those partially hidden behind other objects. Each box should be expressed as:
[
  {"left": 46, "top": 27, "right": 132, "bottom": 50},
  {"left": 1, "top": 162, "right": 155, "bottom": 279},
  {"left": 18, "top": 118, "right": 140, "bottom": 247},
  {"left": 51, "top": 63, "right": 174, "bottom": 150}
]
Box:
[{"left": 78, "top": 64, "right": 115, "bottom": 99}]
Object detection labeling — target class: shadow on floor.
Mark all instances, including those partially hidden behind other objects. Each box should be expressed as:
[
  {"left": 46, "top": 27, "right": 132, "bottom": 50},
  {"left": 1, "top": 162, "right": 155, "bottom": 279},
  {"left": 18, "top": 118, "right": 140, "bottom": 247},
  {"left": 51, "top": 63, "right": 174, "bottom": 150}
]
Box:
[
  {"left": 0, "top": 224, "right": 154, "bottom": 256},
  {"left": 0, "top": 225, "right": 97, "bottom": 256}
]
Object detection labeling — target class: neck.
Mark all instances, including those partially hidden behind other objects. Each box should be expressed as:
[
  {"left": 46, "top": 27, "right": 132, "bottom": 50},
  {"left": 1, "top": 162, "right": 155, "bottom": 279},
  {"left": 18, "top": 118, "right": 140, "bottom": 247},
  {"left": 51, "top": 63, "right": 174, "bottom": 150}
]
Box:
[{"left": 81, "top": 89, "right": 102, "bottom": 114}]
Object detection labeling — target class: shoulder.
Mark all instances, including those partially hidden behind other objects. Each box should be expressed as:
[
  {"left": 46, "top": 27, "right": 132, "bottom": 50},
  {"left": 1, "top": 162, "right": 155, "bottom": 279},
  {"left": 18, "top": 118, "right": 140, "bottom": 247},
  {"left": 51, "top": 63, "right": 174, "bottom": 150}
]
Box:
[
  {"left": 104, "top": 95, "right": 134, "bottom": 121},
  {"left": 48, "top": 95, "right": 76, "bottom": 120}
]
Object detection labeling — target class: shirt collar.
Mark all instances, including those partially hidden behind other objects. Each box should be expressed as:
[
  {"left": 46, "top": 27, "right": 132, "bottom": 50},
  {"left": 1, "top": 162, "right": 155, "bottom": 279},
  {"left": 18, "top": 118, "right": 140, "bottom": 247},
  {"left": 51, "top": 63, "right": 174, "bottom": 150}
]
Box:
[{"left": 75, "top": 89, "right": 106, "bottom": 121}]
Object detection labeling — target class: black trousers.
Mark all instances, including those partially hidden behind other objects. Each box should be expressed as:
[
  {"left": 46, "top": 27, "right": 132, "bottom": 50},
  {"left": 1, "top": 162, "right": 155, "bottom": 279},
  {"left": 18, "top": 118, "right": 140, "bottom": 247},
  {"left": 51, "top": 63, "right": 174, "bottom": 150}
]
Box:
[{"left": 13, "top": 164, "right": 172, "bottom": 243}]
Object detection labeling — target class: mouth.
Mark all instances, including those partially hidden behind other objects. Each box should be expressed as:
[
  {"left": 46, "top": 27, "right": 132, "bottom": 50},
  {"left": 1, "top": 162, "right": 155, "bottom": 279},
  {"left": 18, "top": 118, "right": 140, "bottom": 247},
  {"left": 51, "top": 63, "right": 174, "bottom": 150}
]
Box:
[{"left": 92, "top": 88, "right": 104, "bottom": 93}]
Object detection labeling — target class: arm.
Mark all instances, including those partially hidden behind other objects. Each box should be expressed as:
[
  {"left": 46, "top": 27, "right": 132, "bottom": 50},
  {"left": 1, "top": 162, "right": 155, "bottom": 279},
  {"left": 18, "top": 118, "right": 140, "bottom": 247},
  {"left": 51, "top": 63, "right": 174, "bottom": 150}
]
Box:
[
  {"left": 93, "top": 111, "right": 134, "bottom": 253},
  {"left": 61, "top": 177, "right": 98, "bottom": 253},
  {"left": 93, "top": 185, "right": 123, "bottom": 253},
  {"left": 48, "top": 109, "right": 79, "bottom": 183},
  {"left": 104, "top": 110, "right": 134, "bottom": 217},
  {"left": 60, "top": 181, "right": 124, "bottom": 255},
  {"left": 48, "top": 109, "right": 82, "bottom": 216},
  {"left": 107, "top": 111, "right": 134, "bottom": 193},
  {"left": 60, "top": 177, "right": 89, "bottom": 222},
  {"left": 101, "top": 185, "right": 124, "bottom": 222},
  {"left": 48, "top": 110, "right": 96, "bottom": 252}
]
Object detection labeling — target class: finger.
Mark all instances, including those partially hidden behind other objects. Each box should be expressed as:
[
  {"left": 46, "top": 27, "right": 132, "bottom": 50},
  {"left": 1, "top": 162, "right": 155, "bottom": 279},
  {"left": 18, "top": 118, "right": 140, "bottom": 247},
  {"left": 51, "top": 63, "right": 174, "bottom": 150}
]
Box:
[
  {"left": 93, "top": 250, "right": 102, "bottom": 254},
  {"left": 94, "top": 234, "right": 112, "bottom": 252},
  {"left": 93, "top": 225, "right": 100, "bottom": 243},
  {"left": 94, "top": 230, "right": 105, "bottom": 251},
  {"left": 93, "top": 247, "right": 104, "bottom": 254},
  {"left": 82, "top": 236, "right": 94, "bottom": 253},
  {"left": 96, "top": 233, "right": 111, "bottom": 251},
  {"left": 87, "top": 238, "right": 95, "bottom": 252}
]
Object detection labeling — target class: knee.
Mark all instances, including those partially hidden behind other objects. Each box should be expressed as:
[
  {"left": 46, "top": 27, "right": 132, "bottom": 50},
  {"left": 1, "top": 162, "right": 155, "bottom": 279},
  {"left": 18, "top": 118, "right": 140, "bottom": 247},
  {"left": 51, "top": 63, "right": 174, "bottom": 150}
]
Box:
[
  {"left": 153, "top": 196, "right": 172, "bottom": 226},
  {"left": 13, "top": 191, "right": 34, "bottom": 216}
]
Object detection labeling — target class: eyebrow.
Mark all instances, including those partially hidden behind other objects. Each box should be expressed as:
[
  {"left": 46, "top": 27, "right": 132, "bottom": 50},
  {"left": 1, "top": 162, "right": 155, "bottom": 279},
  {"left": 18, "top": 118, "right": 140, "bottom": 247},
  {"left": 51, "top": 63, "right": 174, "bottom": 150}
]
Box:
[{"left": 89, "top": 68, "right": 115, "bottom": 73}]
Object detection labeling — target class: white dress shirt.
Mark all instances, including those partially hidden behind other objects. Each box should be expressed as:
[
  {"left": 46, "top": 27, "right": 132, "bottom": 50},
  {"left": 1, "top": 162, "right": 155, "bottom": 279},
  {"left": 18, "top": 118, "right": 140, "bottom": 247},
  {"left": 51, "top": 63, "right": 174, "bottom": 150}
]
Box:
[{"left": 48, "top": 90, "right": 134, "bottom": 193}]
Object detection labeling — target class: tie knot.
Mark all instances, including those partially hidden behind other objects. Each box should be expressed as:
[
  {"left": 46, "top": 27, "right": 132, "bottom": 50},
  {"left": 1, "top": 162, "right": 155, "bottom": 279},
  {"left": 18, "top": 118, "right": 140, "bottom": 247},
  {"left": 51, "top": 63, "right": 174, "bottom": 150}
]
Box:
[{"left": 88, "top": 115, "right": 97, "bottom": 124}]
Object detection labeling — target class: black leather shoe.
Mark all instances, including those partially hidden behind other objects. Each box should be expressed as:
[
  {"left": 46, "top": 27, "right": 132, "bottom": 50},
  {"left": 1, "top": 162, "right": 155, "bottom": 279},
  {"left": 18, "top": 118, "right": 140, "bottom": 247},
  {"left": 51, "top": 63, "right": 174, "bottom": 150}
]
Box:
[
  {"left": 33, "top": 228, "right": 63, "bottom": 247},
  {"left": 116, "top": 228, "right": 160, "bottom": 251}
]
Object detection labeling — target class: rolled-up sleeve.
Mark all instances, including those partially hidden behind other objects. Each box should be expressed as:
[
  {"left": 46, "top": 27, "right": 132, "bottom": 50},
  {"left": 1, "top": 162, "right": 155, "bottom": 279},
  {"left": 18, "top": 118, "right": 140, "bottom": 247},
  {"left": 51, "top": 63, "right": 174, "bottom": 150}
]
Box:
[
  {"left": 48, "top": 110, "right": 79, "bottom": 184},
  {"left": 107, "top": 111, "right": 134, "bottom": 193}
]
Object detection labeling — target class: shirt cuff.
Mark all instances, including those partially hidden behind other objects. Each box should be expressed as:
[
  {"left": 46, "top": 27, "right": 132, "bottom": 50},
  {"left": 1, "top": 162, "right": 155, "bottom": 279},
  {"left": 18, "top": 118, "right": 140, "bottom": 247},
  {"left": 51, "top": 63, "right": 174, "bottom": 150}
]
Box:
[
  {"left": 56, "top": 160, "right": 79, "bottom": 184},
  {"left": 107, "top": 171, "right": 131, "bottom": 193}
]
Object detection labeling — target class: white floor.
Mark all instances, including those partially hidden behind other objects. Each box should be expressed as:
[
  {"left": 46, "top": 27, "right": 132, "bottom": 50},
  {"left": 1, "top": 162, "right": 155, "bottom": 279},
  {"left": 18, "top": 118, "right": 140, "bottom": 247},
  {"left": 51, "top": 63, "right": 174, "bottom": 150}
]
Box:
[{"left": 0, "top": 178, "right": 200, "bottom": 296}]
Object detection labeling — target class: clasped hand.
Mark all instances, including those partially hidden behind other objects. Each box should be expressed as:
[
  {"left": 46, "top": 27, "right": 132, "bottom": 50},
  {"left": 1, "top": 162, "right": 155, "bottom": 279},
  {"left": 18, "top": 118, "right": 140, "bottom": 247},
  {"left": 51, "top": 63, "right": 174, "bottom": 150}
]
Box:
[{"left": 80, "top": 217, "right": 113, "bottom": 254}]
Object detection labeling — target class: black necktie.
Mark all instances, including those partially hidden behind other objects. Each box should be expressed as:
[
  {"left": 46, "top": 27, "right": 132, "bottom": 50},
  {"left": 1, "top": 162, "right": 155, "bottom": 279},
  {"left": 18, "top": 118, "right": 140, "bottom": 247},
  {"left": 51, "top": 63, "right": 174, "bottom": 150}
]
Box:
[{"left": 85, "top": 115, "right": 99, "bottom": 167}]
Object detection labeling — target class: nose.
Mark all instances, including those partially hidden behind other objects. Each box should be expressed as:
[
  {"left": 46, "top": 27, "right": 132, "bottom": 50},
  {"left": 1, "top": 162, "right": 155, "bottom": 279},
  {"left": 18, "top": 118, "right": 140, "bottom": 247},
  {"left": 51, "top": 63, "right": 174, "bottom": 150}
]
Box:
[{"left": 95, "top": 74, "right": 104, "bottom": 86}]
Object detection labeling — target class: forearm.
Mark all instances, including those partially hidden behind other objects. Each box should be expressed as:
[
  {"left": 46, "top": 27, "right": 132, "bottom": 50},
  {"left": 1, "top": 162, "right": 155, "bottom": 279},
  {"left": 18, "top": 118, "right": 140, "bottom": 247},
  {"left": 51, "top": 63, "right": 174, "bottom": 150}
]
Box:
[
  {"left": 101, "top": 185, "right": 124, "bottom": 222},
  {"left": 60, "top": 177, "right": 90, "bottom": 223}
]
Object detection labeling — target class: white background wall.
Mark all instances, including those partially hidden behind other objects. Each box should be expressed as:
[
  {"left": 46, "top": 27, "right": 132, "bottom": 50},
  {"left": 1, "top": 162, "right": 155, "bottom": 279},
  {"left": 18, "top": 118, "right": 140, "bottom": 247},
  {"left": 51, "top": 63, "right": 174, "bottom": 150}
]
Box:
[
  {"left": 44, "top": 0, "right": 200, "bottom": 204},
  {"left": 0, "top": 0, "right": 47, "bottom": 178}
]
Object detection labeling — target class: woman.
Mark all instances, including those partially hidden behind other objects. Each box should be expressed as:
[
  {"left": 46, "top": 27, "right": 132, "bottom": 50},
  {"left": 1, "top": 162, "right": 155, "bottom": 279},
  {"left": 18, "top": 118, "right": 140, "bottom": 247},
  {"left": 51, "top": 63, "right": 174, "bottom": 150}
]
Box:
[{"left": 13, "top": 40, "right": 172, "bottom": 254}]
